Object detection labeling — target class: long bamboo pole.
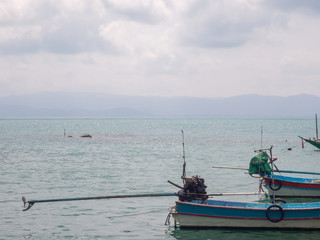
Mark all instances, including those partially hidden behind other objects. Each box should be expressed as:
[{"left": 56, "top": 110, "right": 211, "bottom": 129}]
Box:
[
  {"left": 22, "top": 193, "right": 177, "bottom": 211},
  {"left": 212, "top": 165, "right": 320, "bottom": 176},
  {"left": 22, "top": 191, "right": 263, "bottom": 212},
  {"left": 212, "top": 165, "right": 247, "bottom": 171}
]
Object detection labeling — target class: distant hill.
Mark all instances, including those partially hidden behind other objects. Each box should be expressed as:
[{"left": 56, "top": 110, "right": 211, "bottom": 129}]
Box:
[{"left": 0, "top": 92, "right": 319, "bottom": 118}]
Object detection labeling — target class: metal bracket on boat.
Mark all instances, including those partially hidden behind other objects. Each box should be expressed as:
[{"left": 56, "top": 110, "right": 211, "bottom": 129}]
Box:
[
  {"left": 254, "top": 146, "right": 273, "bottom": 153},
  {"left": 22, "top": 196, "right": 35, "bottom": 211}
]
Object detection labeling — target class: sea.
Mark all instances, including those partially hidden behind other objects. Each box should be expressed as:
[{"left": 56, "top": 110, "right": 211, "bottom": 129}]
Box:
[{"left": 1, "top": 118, "right": 320, "bottom": 240}]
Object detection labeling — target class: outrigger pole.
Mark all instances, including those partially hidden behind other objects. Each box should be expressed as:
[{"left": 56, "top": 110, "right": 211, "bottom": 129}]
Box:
[
  {"left": 22, "top": 193, "right": 177, "bottom": 211},
  {"left": 22, "top": 188, "right": 261, "bottom": 212},
  {"left": 212, "top": 166, "right": 320, "bottom": 176},
  {"left": 213, "top": 167, "right": 320, "bottom": 176}
]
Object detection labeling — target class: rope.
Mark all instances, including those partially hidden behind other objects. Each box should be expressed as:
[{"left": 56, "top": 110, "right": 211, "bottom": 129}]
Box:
[
  {"left": 165, "top": 206, "right": 177, "bottom": 226},
  {"left": 280, "top": 144, "right": 300, "bottom": 151}
]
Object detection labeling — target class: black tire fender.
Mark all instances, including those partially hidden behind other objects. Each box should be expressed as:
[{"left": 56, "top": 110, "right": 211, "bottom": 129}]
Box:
[
  {"left": 269, "top": 179, "right": 282, "bottom": 191},
  {"left": 266, "top": 204, "right": 284, "bottom": 223}
]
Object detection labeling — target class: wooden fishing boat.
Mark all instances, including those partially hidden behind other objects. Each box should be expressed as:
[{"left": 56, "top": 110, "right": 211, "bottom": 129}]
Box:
[
  {"left": 263, "top": 174, "right": 320, "bottom": 197},
  {"left": 299, "top": 114, "right": 320, "bottom": 149},
  {"left": 171, "top": 146, "right": 320, "bottom": 229},
  {"left": 299, "top": 136, "right": 320, "bottom": 149},
  {"left": 212, "top": 167, "right": 320, "bottom": 198},
  {"left": 172, "top": 199, "right": 320, "bottom": 229},
  {"left": 213, "top": 150, "right": 320, "bottom": 197},
  {"left": 248, "top": 149, "right": 320, "bottom": 197}
]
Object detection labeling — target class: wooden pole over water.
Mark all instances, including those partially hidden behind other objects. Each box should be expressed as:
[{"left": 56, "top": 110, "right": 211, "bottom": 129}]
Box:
[
  {"left": 212, "top": 165, "right": 320, "bottom": 176},
  {"left": 316, "top": 114, "right": 319, "bottom": 140},
  {"left": 22, "top": 193, "right": 178, "bottom": 211}
]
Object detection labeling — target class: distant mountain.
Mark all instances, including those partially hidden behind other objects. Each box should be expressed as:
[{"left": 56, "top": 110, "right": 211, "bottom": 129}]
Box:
[{"left": 0, "top": 92, "right": 319, "bottom": 118}]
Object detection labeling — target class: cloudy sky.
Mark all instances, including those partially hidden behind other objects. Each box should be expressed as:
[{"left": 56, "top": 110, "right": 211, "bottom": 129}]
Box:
[{"left": 1, "top": 0, "right": 320, "bottom": 98}]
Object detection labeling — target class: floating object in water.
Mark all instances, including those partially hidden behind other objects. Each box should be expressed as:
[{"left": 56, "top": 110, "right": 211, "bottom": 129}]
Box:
[{"left": 80, "top": 134, "right": 92, "bottom": 138}]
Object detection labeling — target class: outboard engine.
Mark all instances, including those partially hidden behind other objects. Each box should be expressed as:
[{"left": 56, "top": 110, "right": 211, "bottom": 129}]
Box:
[{"left": 178, "top": 175, "right": 208, "bottom": 202}]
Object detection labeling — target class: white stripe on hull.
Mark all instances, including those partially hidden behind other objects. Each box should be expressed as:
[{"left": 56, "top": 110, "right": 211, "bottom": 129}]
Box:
[
  {"left": 172, "top": 213, "right": 320, "bottom": 229},
  {"left": 265, "top": 186, "right": 320, "bottom": 197}
]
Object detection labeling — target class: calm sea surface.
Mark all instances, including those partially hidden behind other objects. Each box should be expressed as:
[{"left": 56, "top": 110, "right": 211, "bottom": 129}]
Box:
[{"left": 1, "top": 118, "right": 320, "bottom": 239}]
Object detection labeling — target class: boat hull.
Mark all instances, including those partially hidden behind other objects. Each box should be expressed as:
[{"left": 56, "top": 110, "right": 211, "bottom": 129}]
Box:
[
  {"left": 172, "top": 213, "right": 320, "bottom": 229},
  {"left": 299, "top": 136, "right": 320, "bottom": 149},
  {"left": 304, "top": 139, "right": 320, "bottom": 149},
  {"left": 172, "top": 199, "right": 320, "bottom": 229},
  {"left": 263, "top": 175, "right": 320, "bottom": 197}
]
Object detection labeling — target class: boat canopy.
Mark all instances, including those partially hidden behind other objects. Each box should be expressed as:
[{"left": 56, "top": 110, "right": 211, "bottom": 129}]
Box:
[{"left": 249, "top": 152, "right": 272, "bottom": 176}]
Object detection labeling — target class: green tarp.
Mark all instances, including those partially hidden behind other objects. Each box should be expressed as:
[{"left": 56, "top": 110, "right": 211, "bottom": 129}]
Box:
[{"left": 248, "top": 152, "right": 272, "bottom": 176}]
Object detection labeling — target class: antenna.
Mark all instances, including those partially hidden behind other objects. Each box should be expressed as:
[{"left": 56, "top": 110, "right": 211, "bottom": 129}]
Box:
[
  {"left": 316, "top": 114, "right": 319, "bottom": 140},
  {"left": 260, "top": 126, "right": 263, "bottom": 149},
  {"left": 181, "top": 130, "right": 186, "bottom": 184}
]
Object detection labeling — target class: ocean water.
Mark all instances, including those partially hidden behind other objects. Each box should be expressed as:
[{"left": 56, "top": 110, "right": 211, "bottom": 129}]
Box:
[{"left": 1, "top": 118, "right": 320, "bottom": 239}]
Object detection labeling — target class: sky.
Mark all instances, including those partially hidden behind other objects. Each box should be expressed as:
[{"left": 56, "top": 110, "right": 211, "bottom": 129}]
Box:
[{"left": 1, "top": 0, "right": 320, "bottom": 98}]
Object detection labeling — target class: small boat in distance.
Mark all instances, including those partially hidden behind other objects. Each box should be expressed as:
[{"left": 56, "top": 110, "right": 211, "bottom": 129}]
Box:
[
  {"left": 299, "top": 136, "right": 320, "bottom": 149},
  {"left": 299, "top": 114, "right": 320, "bottom": 149}
]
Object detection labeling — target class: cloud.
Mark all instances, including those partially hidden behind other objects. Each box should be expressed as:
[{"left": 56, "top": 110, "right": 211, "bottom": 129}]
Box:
[
  {"left": 101, "top": 0, "right": 170, "bottom": 24},
  {"left": 0, "top": 0, "right": 173, "bottom": 55},
  {"left": 176, "top": 0, "right": 268, "bottom": 48},
  {"left": 1, "top": 0, "right": 320, "bottom": 98},
  {"left": 264, "top": 0, "right": 320, "bottom": 13}
]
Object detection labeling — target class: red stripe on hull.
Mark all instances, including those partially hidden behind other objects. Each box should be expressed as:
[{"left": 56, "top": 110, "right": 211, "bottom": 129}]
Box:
[
  {"left": 264, "top": 178, "right": 320, "bottom": 190},
  {"left": 176, "top": 212, "right": 320, "bottom": 221}
]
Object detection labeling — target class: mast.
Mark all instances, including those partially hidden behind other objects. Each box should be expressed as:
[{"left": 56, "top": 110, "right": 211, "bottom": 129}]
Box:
[
  {"left": 316, "top": 114, "right": 319, "bottom": 140},
  {"left": 260, "top": 126, "right": 263, "bottom": 149},
  {"left": 181, "top": 130, "right": 186, "bottom": 184},
  {"left": 269, "top": 146, "right": 275, "bottom": 203}
]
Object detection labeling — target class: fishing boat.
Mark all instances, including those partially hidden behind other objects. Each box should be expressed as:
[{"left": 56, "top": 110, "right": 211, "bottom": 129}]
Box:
[
  {"left": 172, "top": 198, "right": 320, "bottom": 229},
  {"left": 299, "top": 114, "right": 320, "bottom": 149},
  {"left": 299, "top": 136, "right": 320, "bottom": 149},
  {"left": 248, "top": 152, "right": 320, "bottom": 197},
  {"left": 172, "top": 200, "right": 320, "bottom": 230},
  {"left": 254, "top": 151, "right": 320, "bottom": 198},
  {"left": 213, "top": 150, "right": 320, "bottom": 198},
  {"left": 170, "top": 146, "right": 320, "bottom": 229},
  {"left": 263, "top": 174, "right": 320, "bottom": 197}
]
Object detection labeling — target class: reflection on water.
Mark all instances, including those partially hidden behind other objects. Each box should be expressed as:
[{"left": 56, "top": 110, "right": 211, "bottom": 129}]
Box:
[{"left": 169, "top": 228, "right": 320, "bottom": 240}]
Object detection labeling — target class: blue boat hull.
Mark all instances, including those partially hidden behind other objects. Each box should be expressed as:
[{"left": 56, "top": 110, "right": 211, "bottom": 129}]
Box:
[
  {"left": 172, "top": 199, "right": 320, "bottom": 229},
  {"left": 263, "top": 175, "right": 320, "bottom": 197}
]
